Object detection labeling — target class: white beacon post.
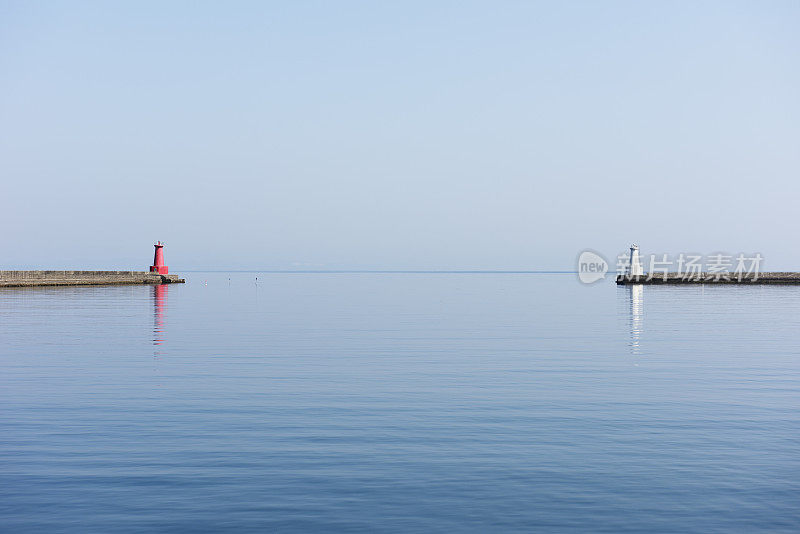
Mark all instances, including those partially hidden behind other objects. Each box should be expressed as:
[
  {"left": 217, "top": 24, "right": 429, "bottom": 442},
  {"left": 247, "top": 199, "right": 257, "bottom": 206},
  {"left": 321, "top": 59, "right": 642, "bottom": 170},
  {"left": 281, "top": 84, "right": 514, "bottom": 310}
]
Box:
[{"left": 628, "top": 244, "right": 644, "bottom": 276}]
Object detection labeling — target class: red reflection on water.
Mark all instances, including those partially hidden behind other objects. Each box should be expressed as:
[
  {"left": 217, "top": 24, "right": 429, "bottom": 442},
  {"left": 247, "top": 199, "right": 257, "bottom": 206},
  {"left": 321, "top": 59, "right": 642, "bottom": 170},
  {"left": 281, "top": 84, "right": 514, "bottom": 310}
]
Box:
[{"left": 153, "top": 284, "right": 168, "bottom": 347}]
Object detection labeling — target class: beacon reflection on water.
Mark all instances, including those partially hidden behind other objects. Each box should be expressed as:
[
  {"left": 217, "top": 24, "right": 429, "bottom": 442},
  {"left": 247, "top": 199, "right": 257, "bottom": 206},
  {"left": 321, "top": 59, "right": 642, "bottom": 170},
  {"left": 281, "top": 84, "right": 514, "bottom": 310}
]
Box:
[
  {"left": 152, "top": 283, "right": 168, "bottom": 349},
  {"left": 629, "top": 284, "right": 643, "bottom": 355}
]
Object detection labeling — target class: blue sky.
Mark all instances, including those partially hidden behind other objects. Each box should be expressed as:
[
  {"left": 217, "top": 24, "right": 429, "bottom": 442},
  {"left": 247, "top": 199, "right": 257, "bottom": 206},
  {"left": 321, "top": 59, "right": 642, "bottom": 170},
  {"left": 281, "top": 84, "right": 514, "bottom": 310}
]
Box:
[{"left": 1, "top": 1, "right": 798, "bottom": 269}]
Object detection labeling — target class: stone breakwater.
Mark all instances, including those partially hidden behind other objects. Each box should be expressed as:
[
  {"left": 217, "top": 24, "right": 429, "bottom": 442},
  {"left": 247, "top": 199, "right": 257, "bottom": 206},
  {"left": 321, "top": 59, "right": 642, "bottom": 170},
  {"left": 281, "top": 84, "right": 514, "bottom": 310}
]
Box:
[
  {"left": 0, "top": 271, "right": 184, "bottom": 288},
  {"left": 616, "top": 272, "right": 800, "bottom": 285}
]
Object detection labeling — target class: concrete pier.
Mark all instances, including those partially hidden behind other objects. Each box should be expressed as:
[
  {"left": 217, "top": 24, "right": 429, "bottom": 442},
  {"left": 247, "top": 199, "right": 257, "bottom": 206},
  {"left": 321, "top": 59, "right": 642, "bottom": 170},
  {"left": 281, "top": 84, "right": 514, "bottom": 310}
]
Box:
[
  {"left": 0, "top": 271, "right": 185, "bottom": 288},
  {"left": 616, "top": 272, "right": 800, "bottom": 285}
]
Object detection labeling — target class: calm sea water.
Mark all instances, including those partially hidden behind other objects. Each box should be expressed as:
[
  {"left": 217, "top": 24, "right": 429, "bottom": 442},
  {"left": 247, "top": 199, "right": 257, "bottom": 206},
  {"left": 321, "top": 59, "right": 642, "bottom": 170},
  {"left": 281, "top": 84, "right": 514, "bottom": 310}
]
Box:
[{"left": 1, "top": 273, "right": 799, "bottom": 533}]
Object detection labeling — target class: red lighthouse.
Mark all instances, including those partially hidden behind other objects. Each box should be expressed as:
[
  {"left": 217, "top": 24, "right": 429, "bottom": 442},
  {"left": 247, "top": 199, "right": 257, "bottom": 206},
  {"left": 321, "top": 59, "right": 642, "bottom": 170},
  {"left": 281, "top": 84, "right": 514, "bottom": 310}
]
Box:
[{"left": 150, "top": 241, "right": 169, "bottom": 274}]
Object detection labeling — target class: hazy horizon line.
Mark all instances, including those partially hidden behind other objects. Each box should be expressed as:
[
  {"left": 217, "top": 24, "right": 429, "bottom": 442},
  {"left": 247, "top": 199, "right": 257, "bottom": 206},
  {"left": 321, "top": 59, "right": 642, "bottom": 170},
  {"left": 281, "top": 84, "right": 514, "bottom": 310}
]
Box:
[{"left": 179, "top": 269, "right": 578, "bottom": 274}]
